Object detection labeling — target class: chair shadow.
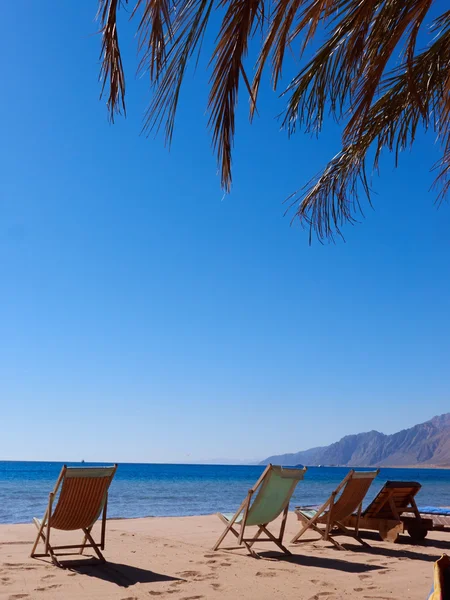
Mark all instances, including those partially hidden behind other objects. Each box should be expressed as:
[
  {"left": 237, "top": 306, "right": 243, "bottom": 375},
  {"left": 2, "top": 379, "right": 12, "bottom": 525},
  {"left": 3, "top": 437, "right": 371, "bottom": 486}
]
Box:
[
  {"left": 258, "top": 551, "right": 385, "bottom": 573},
  {"left": 348, "top": 544, "right": 441, "bottom": 563},
  {"left": 64, "top": 559, "right": 183, "bottom": 588},
  {"left": 361, "top": 531, "right": 449, "bottom": 552}
]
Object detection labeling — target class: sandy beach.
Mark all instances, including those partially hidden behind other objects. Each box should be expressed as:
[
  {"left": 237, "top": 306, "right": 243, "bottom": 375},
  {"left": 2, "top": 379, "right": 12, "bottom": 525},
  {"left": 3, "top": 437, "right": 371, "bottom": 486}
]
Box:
[{"left": 0, "top": 513, "right": 446, "bottom": 600}]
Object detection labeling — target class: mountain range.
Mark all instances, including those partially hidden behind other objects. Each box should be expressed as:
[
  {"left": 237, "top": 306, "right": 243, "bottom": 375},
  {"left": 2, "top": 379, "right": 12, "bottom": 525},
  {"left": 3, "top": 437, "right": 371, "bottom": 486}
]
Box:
[{"left": 261, "top": 413, "right": 450, "bottom": 467}]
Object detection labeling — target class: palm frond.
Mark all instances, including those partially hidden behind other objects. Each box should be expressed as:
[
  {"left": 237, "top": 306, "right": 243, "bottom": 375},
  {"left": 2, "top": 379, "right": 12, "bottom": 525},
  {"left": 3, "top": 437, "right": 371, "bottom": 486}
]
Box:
[
  {"left": 143, "top": 0, "right": 215, "bottom": 143},
  {"left": 208, "top": 0, "right": 263, "bottom": 190},
  {"left": 132, "top": 0, "right": 174, "bottom": 81},
  {"left": 97, "top": 0, "right": 450, "bottom": 240},
  {"left": 98, "top": 0, "right": 126, "bottom": 121},
  {"left": 291, "top": 19, "right": 450, "bottom": 240}
]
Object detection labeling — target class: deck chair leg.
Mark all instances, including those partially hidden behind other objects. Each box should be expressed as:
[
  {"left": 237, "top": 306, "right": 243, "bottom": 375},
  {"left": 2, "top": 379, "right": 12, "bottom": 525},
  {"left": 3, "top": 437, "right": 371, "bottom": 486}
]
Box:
[
  {"left": 291, "top": 513, "right": 321, "bottom": 543},
  {"left": 213, "top": 502, "right": 247, "bottom": 552},
  {"left": 31, "top": 515, "right": 48, "bottom": 558},
  {"left": 325, "top": 534, "right": 346, "bottom": 551},
  {"left": 246, "top": 526, "right": 264, "bottom": 548},
  {"left": 79, "top": 526, "right": 92, "bottom": 555},
  {"left": 31, "top": 520, "right": 62, "bottom": 567},
  {"left": 214, "top": 515, "right": 260, "bottom": 558},
  {"left": 336, "top": 522, "right": 370, "bottom": 548},
  {"left": 261, "top": 525, "right": 291, "bottom": 555},
  {"left": 213, "top": 514, "right": 240, "bottom": 551},
  {"left": 82, "top": 528, "right": 105, "bottom": 563},
  {"left": 221, "top": 520, "right": 260, "bottom": 558}
]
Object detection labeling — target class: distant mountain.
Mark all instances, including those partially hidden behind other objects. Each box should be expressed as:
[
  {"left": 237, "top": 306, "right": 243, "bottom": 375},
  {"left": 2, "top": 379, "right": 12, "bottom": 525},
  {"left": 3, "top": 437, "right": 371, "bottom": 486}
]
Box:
[{"left": 261, "top": 413, "right": 450, "bottom": 467}]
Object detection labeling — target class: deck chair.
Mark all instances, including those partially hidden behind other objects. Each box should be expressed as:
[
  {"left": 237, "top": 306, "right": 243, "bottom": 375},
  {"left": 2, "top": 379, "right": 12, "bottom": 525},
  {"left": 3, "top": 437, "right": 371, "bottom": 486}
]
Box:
[
  {"left": 213, "top": 464, "right": 306, "bottom": 558},
  {"left": 342, "top": 480, "right": 432, "bottom": 542},
  {"left": 30, "top": 465, "right": 117, "bottom": 567},
  {"left": 292, "top": 469, "right": 379, "bottom": 550}
]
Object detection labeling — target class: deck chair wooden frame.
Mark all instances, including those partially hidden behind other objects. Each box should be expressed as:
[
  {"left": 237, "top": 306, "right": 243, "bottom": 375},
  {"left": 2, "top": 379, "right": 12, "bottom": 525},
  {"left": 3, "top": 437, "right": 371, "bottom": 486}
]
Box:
[
  {"left": 30, "top": 464, "right": 118, "bottom": 567},
  {"left": 292, "top": 469, "right": 379, "bottom": 550},
  {"left": 342, "top": 480, "right": 433, "bottom": 542},
  {"left": 213, "top": 464, "right": 307, "bottom": 558}
]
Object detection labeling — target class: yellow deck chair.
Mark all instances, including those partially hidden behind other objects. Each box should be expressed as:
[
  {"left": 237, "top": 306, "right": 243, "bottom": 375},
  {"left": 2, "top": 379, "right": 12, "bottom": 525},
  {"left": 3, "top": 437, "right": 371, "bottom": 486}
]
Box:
[
  {"left": 30, "top": 464, "right": 117, "bottom": 567},
  {"left": 292, "top": 469, "right": 379, "bottom": 550},
  {"left": 213, "top": 464, "right": 307, "bottom": 558}
]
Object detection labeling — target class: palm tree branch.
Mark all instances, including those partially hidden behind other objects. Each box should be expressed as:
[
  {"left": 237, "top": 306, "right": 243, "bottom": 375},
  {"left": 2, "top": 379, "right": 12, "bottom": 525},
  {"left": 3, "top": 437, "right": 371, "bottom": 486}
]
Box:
[
  {"left": 291, "top": 25, "right": 450, "bottom": 240},
  {"left": 97, "top": 0, "right": 127, "bottom": 121}
]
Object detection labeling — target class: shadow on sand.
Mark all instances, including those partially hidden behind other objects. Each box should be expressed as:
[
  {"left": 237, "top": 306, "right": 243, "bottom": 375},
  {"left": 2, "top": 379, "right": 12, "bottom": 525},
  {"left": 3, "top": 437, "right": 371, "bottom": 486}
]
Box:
[
  {"left": 63, "top": 559, "right": 183, "bottom": 587},
  {"left": 257, "top": 551, "right": 386, "bottom": 573}
]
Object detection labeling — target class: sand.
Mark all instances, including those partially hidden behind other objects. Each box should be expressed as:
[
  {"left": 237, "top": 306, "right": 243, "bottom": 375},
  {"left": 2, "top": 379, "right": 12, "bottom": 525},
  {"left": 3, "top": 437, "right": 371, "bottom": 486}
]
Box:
[{"left": 0, "top": 513, "right": 446, "bottom": 599}]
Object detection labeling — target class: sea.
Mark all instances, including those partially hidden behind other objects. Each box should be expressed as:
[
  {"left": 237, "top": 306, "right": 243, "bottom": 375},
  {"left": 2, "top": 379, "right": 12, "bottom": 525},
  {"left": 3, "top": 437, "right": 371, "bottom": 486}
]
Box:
[{"left": 1, "top": 462, "right": 449, "bottom": 525}]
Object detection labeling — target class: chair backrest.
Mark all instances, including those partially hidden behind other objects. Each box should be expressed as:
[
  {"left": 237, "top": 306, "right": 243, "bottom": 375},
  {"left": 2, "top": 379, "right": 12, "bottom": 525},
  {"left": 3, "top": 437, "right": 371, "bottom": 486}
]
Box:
[
  {"left": 363, "top": 480, "right": 421, "bottom": 518},
  {"left": 330, "top": 470, "right": 379, "bottom": 521},
  {"left": 245, "top": 465, "right": 306, "bottom": 527},
  {"left": 50, "top": 465, "right": 117, "bottom": 531}
]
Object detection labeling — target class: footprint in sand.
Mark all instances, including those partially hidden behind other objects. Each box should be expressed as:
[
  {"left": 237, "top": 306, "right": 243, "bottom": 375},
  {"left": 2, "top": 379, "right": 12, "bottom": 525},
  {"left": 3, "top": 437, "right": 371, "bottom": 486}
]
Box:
[
  {"left": 178, "top": 571, "right": 201, "bottom": 578},
  {"left": 205, "top": 560, "right": 217, "bottom": 565},
  {"left": 210, "top": 583, "right": 221, "bottom": 590},
  {"left": 3, "top": 564, "right": 37, "bottom": 572},
  {"left": 307, "top": 594, "right": 333, "bottom": 600},
  {"left": 148, "top": 593, "right": 163, "bottom": 597},
  {"left": 180, "top": 596, "right": 204, "bottom": 600},
  {"left": 219, "top": 562, "right": 231, "bottom": 567},
  {"left": 8, "top": 596, "right": 29, "bottom": 600},
  {"left": 196, "top": 574, "right": 218, "bottom": 582},
  {"left": 203, "top": 554, "right": 216, "bottom": 559},
  {"left": 35, "top": 585, "right": 62, "bottom": 592},
  {"left": 358, "top": 574, "right": 371, "bottom": 580},
  {"left": 256, "top": 571, "right": 277, "bottom": 578},
  {"left": 121, "top": 597, "right": 138, "bottom": 600},
  {"left": 353, "top": 588, "right": 364, "bottom": 592},
  {"left": 42, "top": 575, "right": 55, "bottom": 580}
]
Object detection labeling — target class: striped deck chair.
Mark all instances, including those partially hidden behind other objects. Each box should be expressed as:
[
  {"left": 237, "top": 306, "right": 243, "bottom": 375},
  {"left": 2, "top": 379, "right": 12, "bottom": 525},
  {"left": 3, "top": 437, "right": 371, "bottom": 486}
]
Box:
[
  {"left": 213, "top": 464, "right": 307, "bottom": 558},
  {"left": 30, "top": 465, "right": 118, "bottom": 567},
  {"left": 428, "top": 554, "right": 450, "bottom": 600},
  {"left": 292, "top": 469, "right": 379, "bottom": 550}
]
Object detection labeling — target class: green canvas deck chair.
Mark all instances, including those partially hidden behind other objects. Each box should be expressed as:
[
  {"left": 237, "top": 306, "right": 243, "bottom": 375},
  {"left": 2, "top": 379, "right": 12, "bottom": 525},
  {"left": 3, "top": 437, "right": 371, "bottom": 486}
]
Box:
[
  {"left": 292, "top": 469, "right": 379, "bottom": 550},
  {"left": 213, "top": 464, "right": 307, "bottom": 558},
  {"left": 30, "top": 465, "right": 118, "bottom": 567}
]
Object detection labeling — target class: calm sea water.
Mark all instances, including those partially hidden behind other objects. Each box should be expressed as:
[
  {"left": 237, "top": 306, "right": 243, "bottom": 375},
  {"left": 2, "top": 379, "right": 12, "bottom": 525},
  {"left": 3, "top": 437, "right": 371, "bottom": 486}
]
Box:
[{"left": 1, "top": 462, "right": 449, "bottom": 524}]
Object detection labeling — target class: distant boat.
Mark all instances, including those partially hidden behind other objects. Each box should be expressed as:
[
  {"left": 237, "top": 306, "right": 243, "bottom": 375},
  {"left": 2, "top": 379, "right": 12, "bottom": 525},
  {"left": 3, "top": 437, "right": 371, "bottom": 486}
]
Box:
[{"left": 81, "top": 459, "right": 85, "bottom": 464}]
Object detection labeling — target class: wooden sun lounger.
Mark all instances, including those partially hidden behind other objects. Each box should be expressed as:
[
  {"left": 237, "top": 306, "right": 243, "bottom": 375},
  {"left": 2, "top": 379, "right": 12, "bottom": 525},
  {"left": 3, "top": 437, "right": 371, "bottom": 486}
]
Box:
[
  {"left": 342, "top": 481, "right": 433, "bottom": 542},
  {"left": 293, "top": 469, "right": 379, "bottom": 550},
  {"left": 213, "top": 464, "right": 307, "bottom": 558},
  {"left": 30, "top": 464, "right": 118, "bottom": 567}
]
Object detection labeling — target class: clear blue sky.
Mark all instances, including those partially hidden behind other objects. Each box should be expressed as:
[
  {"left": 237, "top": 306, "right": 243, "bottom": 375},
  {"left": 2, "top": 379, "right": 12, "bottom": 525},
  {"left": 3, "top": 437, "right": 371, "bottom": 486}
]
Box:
[{"left": 1, "top": 3, "right": 449, "bottom": 463}]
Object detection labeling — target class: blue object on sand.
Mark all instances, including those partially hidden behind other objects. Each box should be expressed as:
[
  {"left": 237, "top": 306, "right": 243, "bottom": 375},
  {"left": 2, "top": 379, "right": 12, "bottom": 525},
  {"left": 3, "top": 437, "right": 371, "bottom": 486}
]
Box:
[{"left": 420, "top": 506, "right": 450, "bottom": 516}]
